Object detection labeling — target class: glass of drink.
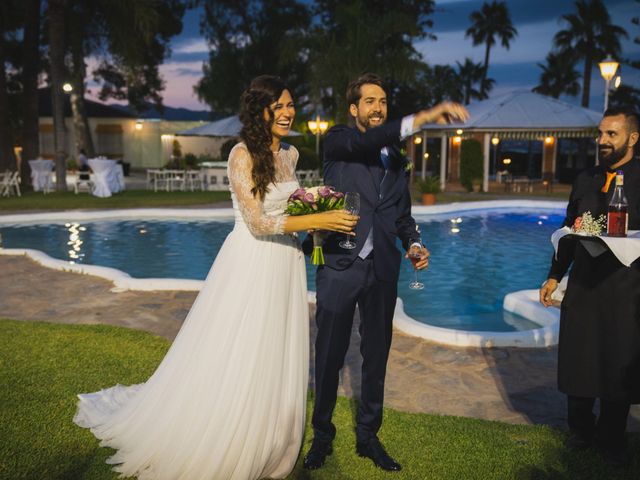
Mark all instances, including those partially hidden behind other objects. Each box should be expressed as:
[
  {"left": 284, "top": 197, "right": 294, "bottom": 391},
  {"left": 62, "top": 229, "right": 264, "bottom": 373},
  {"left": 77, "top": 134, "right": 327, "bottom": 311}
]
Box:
[
  {"left": 339, "top": 192, "right": 360, "bottom": 249},
  {"left": 408, "top": 244, "right": 425, "bottom": 290}
]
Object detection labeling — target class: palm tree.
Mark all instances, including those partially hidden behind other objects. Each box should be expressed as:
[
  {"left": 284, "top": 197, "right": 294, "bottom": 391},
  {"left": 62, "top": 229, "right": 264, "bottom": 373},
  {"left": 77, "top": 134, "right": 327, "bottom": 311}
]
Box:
[
  {"left": 20, "top": 0, "right": 42, "bottom": 187},
  {"left": 533, "top": 50, "right": 581, "bottom": 99},
  {"left": 0, "top": 0, "right": 20, "bottom": 172},
  {"left": 553, "top": 0, "right": 627, "bottom": 108},
  {"left": 456, "top": 58, "right": 483, "bottom": 105},
  {"left": 47, "top": 0, "right": 68, "bottom": 191},
  {"left": 465, "top": 1, "right": 517, "bottom": 88}
]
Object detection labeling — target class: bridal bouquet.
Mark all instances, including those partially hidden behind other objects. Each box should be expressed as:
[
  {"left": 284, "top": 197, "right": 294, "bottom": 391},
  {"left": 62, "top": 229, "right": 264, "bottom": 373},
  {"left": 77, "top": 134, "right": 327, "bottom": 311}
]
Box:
[{"left": 285, "top": 186, "right": 345, "bottom": 265}]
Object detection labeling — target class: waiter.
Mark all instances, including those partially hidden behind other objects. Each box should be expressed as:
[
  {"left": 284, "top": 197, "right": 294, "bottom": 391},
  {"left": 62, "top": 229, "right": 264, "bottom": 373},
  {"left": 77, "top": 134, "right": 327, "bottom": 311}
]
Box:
[{"left": 540, "top": 106, "right": 639, "bottom": 467}]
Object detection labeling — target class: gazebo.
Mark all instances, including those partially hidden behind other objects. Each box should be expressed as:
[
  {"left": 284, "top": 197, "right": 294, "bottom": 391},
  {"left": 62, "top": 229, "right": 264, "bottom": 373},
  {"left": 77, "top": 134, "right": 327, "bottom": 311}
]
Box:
[{"left": 414, "top": 90, "right": 602, "bottom": 192}]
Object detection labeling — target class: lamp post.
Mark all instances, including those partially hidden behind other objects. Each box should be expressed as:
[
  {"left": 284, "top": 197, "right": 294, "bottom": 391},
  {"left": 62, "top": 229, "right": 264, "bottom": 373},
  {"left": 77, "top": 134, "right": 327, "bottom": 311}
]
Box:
[
  {"left": 308, "top": 115, "right": 329, "bottom": 157},
  {"left": 491, "top": 136, "right": 499, "bottom": 176},
  {"left": 599, "top": 56, "right": 619, "bottom": 112}
]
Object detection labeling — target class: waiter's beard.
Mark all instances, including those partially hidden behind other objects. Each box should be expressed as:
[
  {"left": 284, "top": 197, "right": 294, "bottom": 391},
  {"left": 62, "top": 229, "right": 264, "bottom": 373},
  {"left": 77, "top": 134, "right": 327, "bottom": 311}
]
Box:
[{"left": 599, "top": 142, "right": 630, "bottom": 168}]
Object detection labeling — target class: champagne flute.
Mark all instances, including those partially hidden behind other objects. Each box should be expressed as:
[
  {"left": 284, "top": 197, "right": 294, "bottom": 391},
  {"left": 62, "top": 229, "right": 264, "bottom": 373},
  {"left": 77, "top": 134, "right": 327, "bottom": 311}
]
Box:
[
  {"left": 408, "top": 242, "right": 425, "bottom": 290},
  {"left": 339, "top": 192, "right": 360, "bottom": 249}
]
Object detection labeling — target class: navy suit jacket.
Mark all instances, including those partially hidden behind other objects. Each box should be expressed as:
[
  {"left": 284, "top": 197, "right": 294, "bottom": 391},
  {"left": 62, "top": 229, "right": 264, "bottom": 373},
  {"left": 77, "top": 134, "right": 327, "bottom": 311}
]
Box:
[{"left": 309, "top": 119, "right": 420, "bottom": 282}]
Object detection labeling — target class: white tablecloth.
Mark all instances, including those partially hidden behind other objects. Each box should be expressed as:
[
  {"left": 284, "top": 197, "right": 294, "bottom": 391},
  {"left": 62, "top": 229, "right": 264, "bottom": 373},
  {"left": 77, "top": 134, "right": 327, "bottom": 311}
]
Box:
[
  {"left": 552, "top": 226, "right": 640, "bottom": 267},
  {"left": 28, "top": 159, "right": 54, "bottom": 192},
  {"left": 87, "top": 159, "right": 125, "bottom": 197}
]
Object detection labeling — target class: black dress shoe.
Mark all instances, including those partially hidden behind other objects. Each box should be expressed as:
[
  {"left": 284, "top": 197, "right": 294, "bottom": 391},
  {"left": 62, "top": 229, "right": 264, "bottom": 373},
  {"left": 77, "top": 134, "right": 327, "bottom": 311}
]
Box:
[
  {"left": 356, "top": 438, "right": 402, "bottom": 471},
  {"left": 303, "top": 438, "right": 333, "bottom": 470}
]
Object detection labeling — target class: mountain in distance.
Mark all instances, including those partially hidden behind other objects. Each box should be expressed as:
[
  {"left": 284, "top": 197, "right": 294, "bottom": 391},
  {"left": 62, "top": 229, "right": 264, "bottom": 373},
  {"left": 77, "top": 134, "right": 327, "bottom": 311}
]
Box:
[{"left": 108, "top": 102, "right": 222, "bottom": 121}]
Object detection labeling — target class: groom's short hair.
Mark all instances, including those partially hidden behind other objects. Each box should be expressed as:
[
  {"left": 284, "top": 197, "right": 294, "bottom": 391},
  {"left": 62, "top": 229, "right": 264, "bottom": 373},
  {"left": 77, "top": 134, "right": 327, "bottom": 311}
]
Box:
[{"left": 346, "top": 73, "right": 384, "bottom": 107}]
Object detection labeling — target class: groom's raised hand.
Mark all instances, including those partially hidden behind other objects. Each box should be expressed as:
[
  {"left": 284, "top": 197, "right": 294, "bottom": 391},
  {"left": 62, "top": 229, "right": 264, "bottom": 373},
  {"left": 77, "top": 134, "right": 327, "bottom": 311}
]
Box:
[{"left": 412, "top": 102, "right": 469, "bottom": 130}]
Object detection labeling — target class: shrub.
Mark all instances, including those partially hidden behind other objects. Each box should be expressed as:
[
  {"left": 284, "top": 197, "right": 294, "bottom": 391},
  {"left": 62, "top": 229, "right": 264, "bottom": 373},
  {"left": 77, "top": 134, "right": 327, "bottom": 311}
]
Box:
[
  {"left": 460, "top": 139, "right": 483, "bottom": 192},
  {"left": 184, "top": 153, "right": 198, "bottom": 169},
  {"left": 416, "top": 175, "right": 441, "bottom": 194}
]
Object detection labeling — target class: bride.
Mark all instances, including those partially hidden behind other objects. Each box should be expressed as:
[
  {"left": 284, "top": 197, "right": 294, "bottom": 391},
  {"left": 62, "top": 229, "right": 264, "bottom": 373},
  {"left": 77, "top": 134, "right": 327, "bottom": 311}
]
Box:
[{"left": 73, "top": 75, "right": 357, "bottom": 480}]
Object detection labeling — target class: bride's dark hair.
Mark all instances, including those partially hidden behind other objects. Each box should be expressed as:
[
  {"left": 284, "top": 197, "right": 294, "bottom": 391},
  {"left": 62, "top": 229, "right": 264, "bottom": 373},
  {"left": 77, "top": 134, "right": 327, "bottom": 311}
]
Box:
[{"left": 239, "top": 75, "right": 288, "bottom": 200}]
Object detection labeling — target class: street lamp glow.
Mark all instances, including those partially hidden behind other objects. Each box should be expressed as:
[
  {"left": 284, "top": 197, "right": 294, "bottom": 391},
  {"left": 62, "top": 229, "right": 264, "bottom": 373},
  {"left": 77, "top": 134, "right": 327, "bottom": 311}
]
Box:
[
  {"left": 453, "top": 136, "right": 462, "bottom": 144},
  {"left": 456, "top": 129, "right": 463, "bottom": 135},
  {"left": 62, "top": 83, "right": 73, "bottom": 93},
  {"left": 308, "top": 114, "right": 329, "bottom": 156},
  {"left": 599, "top": 57, "right": 619, "bottom": 81},
  {"left": 135, "top": 121, "right": 143, "bottom": 131},
  {"left": 544, "top": 136, "right": 554, "bottom": 145},
  {"left": 413, "top": 136, "right": 422, "bottom": 144},
  {"left": 423, "top": 152, "right": 429, "bottom": 159},
  {"left": 491, "top": 137, "right": 500, "bottom": 146},
  {"left": 503, "top": 158, "right": 512, "bottom": 165},
  {"left": 614, "top": 76, "right": 622, "bottom": 89},
  {"left": 599, "top": 56, "right": 619, "bottom": 112}
]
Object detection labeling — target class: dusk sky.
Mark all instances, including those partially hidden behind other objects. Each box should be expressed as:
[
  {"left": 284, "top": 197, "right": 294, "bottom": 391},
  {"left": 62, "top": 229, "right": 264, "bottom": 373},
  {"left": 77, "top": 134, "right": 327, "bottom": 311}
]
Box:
[{"left": 95, "top": 0, "right": 640, "bottom": 113}]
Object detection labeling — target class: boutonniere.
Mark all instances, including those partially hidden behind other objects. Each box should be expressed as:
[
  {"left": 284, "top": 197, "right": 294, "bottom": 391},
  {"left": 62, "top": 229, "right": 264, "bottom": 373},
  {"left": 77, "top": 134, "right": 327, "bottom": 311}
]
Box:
[{"left": 399, "top": 148, "right": 413, "bottom": 172}]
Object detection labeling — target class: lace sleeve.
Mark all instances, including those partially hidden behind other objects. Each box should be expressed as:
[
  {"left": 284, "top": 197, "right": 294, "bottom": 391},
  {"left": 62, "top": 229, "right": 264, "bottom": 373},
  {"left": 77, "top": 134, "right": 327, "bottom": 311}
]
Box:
[{"left": 228, "top": 145, "right": 285, "bottom": 236}]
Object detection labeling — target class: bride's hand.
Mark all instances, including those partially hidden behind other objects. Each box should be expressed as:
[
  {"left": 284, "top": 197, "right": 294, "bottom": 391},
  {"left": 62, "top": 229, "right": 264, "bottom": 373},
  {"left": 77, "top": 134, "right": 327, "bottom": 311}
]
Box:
[{"left": 314, "top": 210, "right": 358, "bottom": 235}]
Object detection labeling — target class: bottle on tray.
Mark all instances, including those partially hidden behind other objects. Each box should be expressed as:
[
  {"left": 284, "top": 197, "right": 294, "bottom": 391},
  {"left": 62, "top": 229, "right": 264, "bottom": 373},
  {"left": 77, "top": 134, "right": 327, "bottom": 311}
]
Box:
[{"left": 607, "top": 170, "right": 628, "bottom": 237}]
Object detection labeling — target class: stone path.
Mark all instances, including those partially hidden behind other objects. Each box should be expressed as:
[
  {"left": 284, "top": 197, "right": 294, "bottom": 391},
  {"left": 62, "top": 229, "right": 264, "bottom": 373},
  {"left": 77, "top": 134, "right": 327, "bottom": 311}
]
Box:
[{"left": 1, "top": 255, "right": 638, "bottom": 431}]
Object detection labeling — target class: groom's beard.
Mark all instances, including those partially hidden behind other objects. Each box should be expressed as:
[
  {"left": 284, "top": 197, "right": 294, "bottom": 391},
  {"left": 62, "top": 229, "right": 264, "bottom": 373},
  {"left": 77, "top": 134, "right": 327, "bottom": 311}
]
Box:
[
  {"left": 599, "top": 141, "right": 630, "bottom": 168},
  {"left": 360, "top": 112, "right": 386, "bottom": 130}
]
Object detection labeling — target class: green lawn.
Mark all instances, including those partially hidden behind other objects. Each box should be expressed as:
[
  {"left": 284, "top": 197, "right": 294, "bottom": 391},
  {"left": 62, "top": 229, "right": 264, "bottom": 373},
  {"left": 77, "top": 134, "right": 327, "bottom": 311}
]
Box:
[
  {"left": 0, "top": 190, "right": 230, "bottom": 211},
  {"left": 1, "top": 319, "right": 637, "bottom": 479}
]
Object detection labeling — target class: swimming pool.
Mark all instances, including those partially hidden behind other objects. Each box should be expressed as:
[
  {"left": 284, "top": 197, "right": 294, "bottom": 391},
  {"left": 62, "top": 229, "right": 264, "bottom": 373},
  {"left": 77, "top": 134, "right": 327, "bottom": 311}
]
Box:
[{"left": 0, "top": 204, "right": 565, "bottom": 333}]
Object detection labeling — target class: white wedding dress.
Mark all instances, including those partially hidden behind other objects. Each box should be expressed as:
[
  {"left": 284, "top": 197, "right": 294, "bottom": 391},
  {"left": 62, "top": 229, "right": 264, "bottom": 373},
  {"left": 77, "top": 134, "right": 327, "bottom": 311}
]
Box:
[{"left": 74, "top": 143, "right": 309, "bottom": 480}]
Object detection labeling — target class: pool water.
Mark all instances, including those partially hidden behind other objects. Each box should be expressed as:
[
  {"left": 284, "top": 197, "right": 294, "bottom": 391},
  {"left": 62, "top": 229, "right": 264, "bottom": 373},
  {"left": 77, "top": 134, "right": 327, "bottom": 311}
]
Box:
[{"left": 0, "top": 210, "right": 564, "bottom": 332}]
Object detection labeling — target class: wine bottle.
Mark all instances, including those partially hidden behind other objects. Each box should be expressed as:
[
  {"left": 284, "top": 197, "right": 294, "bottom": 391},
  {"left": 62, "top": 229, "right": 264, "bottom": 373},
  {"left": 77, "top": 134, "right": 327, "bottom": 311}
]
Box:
[{"left": 607, "top": 171, "right": 628, "bottom": 237}]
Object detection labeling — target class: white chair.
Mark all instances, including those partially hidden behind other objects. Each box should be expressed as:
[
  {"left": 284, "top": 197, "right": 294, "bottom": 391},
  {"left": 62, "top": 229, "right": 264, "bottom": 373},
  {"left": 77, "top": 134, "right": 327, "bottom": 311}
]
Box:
[
  {"left": 147, "top": 169, "right": 159, "bottom": 190},
  {"left": 8, "top": 171, "right": 21, "bottom": 197},
  {"left": 0, "top": 171, "right": 10, "bottom": 197},
  {"left": 74, "top": 171, "right": 94, "bottom": 194},
  {"left": 184, "top": 170, "right": 204, "bottom": 191},
  {"left": 152, "top": 170, "right": 170, "bottom": 192},
  {"left": 28, "top": 159, "right": 54, "bottom": 193},
  {"left": 87, "top": 158, "right": 116, "bottom": 197},
  {"left": 167, "top": 170, "right": 185, "bottom": 191}
]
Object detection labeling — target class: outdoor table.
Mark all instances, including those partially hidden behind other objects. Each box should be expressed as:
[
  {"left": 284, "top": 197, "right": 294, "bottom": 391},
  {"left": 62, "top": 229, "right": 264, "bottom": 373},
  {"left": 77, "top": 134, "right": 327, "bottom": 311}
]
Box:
[
  {"left": 88, "top": 158, "right": 124, "bottom": 197},
  {"left": 28, "top": 159, "right": 54, "bottom": 192}
]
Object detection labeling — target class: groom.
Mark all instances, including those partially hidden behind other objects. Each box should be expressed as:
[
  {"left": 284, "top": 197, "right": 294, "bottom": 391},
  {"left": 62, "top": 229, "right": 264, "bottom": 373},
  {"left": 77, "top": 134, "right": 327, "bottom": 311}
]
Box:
[{"left": 304, "top": 73, "right": 468, "bottom": 471}]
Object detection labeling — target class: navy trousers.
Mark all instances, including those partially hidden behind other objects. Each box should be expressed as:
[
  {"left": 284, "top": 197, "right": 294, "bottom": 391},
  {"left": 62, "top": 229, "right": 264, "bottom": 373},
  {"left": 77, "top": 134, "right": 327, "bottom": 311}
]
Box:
[{"left": 312, "top": 256, "right": 397, "bottom": 443}]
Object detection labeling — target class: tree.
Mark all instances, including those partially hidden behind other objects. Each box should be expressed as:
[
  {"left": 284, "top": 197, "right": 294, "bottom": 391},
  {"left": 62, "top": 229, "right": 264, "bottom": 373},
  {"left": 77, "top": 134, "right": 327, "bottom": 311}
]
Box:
[
  {"left": 465, "top": 1, "right": 517, "bottom": 89},
  {"left": 20, "top": 0, "right": 41, "bottom": 187},
  {"left": 308, "top": 0, "right": 436, "bottom": 122},
  {"left": 553, "top": 0, "right": 627, "bottom": 108},
  {"left": 456, "top": 58, "right": 486, "bottom": 104},
  {"left": 91, "top": 0, "right": 185, "bottom": 114},
  {"left": 610, "top": 0, "right": 640, "bottom": 110},
  {"left": 47, "top": 0, "right": 68, "bottom": 191},
  {"left": 533, "top": 50, "right": 581, "bottom": 99},
  {"left": 0, "top": 0, "right": 21, "bottom": 172},
  {"left": 422, "top": 64, "right": 464, "bottom": 106},
  {"left": 195, "top": 0, "right": 311, "bottom": 115}
]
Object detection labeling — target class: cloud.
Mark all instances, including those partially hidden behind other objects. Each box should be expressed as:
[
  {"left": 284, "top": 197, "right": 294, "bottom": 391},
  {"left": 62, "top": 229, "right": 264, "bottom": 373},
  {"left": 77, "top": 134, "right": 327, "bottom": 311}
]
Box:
[{"left": 173, "top": 39, "right": 210, "bottom": 54}]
